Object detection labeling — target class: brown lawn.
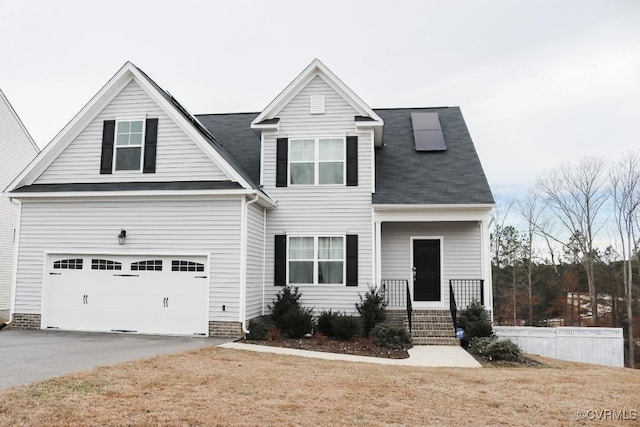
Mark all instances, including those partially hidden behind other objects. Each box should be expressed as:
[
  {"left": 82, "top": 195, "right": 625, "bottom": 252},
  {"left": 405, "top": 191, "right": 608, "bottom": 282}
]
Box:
[{"left": 0, "top": 347, "right": 638, "bottom": 426}]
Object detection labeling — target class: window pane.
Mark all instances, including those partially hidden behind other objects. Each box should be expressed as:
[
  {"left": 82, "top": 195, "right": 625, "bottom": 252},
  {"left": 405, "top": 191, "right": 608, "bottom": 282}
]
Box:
[
  {"left": 130, "top": 120, "right": 143, "bottom": 133},
  {"left": 318, "top": 237, "right": 343, "bottom": 259},
  {"left": 291, "top": 163, "right": 314, "bottom": 185},
  {"left": 319, "top": 139, "right": 344, "bottom": 161},
  {"left": 289, "top": 139, "right": 315, "bottom": 161},
  {"left": 116, "top": 133, "right": 129, "bottom": 146},
  {"left": 117, "top": 121, "right": 130, "bottom": 133},
  {"left": 318, "top": 261, "right": 343, "bottom": 284},
  {"left": 129, "top": 133, "right": 142, "bottom": 145},
  {"left": 319, "top": 162, "right": 343, "bottom": 184},
  {"left": 289, "top": 237, "right": 314, "bottom": 259},
  {"left": 115, "top": 147, "right": 141, "bottom": 170},
  {"left": 290, "top": 261, "right": 313, "bottom": 284}
]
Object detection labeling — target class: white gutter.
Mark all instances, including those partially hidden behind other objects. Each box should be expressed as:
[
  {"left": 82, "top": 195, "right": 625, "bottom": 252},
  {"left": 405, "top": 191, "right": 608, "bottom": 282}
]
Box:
[{"left": 240, "top": 194, "right": 260, "bottom": 334}]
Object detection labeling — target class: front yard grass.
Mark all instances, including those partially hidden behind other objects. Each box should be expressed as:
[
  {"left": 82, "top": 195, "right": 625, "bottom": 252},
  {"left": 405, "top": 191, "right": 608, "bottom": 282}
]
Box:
[{"left": 1, "top": 347, "right": 638, "bottom": 426}]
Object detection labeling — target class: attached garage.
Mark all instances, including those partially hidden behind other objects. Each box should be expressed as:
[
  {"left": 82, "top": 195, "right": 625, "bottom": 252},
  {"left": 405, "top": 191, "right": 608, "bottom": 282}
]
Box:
[{"left": 42, "top": 254, "right": 209, "bottom": 336}]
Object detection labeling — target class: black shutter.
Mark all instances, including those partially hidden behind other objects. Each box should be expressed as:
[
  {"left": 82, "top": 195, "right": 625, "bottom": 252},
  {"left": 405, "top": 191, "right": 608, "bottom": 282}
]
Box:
[
  {"left": 276, "top": 138, "right": 288, "bottom": 187},
  {"left": 274, "top": 235, "right": 287, "bottom": 286},
  {"left": 346, "top": 234, "right": 358, "bottom": 286},
  {"left": 143, "top": 118, "right": 158, "bottom": 173},
  {"left": 346, "top": 136, "right": 358, "bottom": 186},
  {"left": 100, "top": 120, "right": 115, "bottom": 174}
]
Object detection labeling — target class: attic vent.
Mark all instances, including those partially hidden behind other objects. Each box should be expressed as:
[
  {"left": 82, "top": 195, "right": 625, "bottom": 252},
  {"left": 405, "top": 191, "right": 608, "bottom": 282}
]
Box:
[
  {"left": 411, "top": 112, "right": 446, "bottom": 151},
  {"left": 310, "top": 95, "right": 325, "bottom": 114}
]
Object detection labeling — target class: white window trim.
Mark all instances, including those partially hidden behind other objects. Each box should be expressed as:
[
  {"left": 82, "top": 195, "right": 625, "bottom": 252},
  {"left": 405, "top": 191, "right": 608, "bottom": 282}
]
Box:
[
  {"left": 287, "top": 235, "right": 346, "bottom": 285},
  {"left": 113, "top": 118, "right": 146, "bottom": 173},
  {"left": 288, "top": 137, "right": 346, "bottom": 186}
]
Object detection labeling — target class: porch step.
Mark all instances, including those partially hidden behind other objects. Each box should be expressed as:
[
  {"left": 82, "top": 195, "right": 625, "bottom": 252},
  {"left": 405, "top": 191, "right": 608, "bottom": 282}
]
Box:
[{"left": 385, "top": 309, "right": 459, "bottom": 346}]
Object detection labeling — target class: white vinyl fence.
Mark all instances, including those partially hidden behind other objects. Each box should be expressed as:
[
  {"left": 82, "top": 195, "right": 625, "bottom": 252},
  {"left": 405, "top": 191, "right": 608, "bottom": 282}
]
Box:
[{"left": 494, "top": 327, "right": 624, "bottom": 367}]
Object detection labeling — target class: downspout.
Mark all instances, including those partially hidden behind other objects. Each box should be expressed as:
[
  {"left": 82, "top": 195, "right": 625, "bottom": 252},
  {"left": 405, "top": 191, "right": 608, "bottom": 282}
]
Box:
[
  {"left": 240, "top": 193, "right": 260, "bottom": 335},
  {"left": 1, "top": 198, "right": 21, "bottom": 330},
  {"left": 262, "top": 207, "right": 267, "bottom": 316}
]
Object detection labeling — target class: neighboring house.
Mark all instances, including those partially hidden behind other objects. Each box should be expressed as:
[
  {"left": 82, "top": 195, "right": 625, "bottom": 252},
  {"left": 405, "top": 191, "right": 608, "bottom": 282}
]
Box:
[
  {"left": 0, "top": 90, "right": 39, "bottom": 320},
  {"left": 5, "top": 60, "right": 494, "bottom": 342}
]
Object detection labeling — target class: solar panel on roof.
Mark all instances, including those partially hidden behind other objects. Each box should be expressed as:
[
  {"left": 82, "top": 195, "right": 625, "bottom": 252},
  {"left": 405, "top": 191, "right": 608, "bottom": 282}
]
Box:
[{"left": 411, "top": 112, "right": 446, "bottom": 151}]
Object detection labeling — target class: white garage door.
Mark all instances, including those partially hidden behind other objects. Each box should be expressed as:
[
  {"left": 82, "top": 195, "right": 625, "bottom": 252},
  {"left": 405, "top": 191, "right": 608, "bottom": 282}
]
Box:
[{"left": 43, "top": 255, "right": 208, "bottom": 336}]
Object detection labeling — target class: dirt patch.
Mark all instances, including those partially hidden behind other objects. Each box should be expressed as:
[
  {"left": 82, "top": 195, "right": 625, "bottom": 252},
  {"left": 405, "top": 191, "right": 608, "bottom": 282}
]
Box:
[{"left": 245, "top": 335, "right": 409, "bottom": 359}]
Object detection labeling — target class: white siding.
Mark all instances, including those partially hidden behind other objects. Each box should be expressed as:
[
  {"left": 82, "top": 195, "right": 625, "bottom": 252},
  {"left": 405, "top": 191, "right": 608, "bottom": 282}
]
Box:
[
  {"left": 36, "top": 80, "right": 229, "bottom": 184},
  {"left": 245, "top": 202, "right": 265, "bottom": 319},
  {"left": 381, "top": 222, "right": 482, "bottom": 305},
  {"left": 14, "top": 197, "right": 242, "bottom": 322},
  {"left": 262, "top": 75, "right": 373, "bottom": 313},
  {"left": 0, "top": 91, "right": 38, "bottom": 314}
]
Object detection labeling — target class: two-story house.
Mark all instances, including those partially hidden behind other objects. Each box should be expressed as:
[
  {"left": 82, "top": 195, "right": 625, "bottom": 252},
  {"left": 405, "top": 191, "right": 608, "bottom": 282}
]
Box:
[
  {"left": 5, "top": 60, "right": 494, "bottom": 343},
  {"left": 0, "top": 89, "right": 39, "bottom": 321}
]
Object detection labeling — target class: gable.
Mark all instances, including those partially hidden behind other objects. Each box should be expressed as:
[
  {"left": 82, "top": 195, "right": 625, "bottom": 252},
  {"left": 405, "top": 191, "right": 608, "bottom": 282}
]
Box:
[
  {"left": 0, "top": 90, "right": 38, "bottom": 188},
  {"left": 34, "top": 80, "right": 229, "bottom": 184},
  {"left": 278, "top": 75, "right": 358, "bottom": 134}
]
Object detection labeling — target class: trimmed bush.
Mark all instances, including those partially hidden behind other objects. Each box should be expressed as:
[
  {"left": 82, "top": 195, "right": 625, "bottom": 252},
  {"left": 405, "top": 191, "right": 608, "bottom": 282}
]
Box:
[
  {"left": 269, "top": 286, "right": 303, "bottom": 330},
  {"left": 331, "top": 314, "right": 361, "bottom": 341},
  {"left": 246, "top": 317, "right": 269, "bottom": 341},
  {"left": 457, "top": 301, "right": 493, "bottom": 347},
  {"left": 469, "top": 336, "right": 522, "bottom": 361},
  {"left": 355, "top": 286, "right": 387, "bottom": 337},
  {"left": 485, "top": 339, "right": 521, "bottom": 361},
  {"left": 316, "top": 309, "right": 338, "bottom": 337},
  {"left": 371, "top": 324, "right": 413, "bottom": 350},
  {"left": 469, "top": 336, "right": 494, "bottom": 355},
  {"left": 281, "top": 307, "right": 314, "bottom": 338}
]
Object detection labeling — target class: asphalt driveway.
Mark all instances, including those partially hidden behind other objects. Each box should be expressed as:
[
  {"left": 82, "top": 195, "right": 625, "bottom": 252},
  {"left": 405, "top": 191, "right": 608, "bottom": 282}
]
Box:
[{"left": 0, "top": 329, "right": 230, "bottom": 389}]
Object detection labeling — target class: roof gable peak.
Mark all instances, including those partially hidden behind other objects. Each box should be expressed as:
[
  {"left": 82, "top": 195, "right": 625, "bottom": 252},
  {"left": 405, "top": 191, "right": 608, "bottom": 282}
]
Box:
[{"left": 251, "top": 59, "right": 383, "bottom": 128}]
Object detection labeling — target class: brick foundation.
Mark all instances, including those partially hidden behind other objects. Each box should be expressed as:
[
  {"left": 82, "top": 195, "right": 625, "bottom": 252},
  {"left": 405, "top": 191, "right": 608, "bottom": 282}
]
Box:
[
  {"left": 12, "top": 313, "right": 42, "bottom": 330},
  {"left": 209, "top": 321, "right": 243, "bottom": 338}
]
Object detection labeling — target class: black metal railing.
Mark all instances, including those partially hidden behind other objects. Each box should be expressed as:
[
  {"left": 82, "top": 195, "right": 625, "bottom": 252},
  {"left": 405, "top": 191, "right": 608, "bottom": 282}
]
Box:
[
  {"left": 449, "top": 279, "right": 484, "bottom": 311},
  {"left": 381, "top": 279, "right": 412, "bottom": 333},
  {"left": 449, "top": 282, "right": 458, "bottom": 330},
  {"left": 406, "top": 281, "right": 412, "bottom": 334},
  {"left": 381, "top": 279, "right": 408, "bottom": 307}
]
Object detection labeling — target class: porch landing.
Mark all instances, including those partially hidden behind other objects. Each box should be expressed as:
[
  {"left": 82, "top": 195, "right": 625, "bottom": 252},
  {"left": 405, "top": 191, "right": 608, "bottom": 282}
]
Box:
[{"left": 220, "top": 342, "right": 481, "bottom": 368}]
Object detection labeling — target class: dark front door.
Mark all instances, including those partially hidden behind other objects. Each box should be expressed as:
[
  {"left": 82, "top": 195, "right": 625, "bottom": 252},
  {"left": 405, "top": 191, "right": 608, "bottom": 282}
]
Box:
[{"left": 413, "top": 239, "right": 441, "bottom": 301}]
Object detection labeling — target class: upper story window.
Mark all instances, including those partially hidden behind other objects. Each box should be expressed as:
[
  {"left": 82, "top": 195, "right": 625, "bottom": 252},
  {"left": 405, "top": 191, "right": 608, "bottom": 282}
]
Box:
[
  {"left": 289, "top": 138, "right": 344, "bottom": 185},
  {"left": 114, "top": 119, "right": 145, "bottom": 171}
]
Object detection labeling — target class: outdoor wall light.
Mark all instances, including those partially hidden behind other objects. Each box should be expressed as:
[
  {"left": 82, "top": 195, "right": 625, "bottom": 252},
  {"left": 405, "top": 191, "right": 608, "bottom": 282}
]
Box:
[{"left": 118, "top": 229, "right": 127, "bottom": 245}]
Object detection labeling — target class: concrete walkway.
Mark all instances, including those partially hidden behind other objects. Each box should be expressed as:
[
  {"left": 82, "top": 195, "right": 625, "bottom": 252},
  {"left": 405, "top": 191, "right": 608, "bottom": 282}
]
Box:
[{"left": 219, "top": 342, "right": 481, "bottom": 368}]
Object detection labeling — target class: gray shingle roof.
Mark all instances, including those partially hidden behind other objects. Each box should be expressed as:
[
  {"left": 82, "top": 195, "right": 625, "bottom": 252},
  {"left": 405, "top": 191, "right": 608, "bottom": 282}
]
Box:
[
  {"left": 373, "top": 107, "right": 494, "bottom": 205},
  {"left": 197, "top": 107, "right": 494, "bottom": 206}
]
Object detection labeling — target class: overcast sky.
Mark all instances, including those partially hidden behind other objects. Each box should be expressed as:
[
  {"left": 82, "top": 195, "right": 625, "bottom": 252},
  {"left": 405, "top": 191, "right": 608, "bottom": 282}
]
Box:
[{"left": 2, "top": 0, "right": 639, "bottom": 200}]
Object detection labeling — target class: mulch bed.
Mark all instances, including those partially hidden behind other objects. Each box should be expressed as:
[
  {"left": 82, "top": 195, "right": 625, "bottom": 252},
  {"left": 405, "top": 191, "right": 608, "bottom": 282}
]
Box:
[{"left": 244, "top": 335, "right": 410, "bottom": 359}]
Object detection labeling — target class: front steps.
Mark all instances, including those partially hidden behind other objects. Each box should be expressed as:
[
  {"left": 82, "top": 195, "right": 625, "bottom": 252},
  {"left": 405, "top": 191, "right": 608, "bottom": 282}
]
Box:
[{"left": 385, "top": 309, "right": 459, "bottom": 346}]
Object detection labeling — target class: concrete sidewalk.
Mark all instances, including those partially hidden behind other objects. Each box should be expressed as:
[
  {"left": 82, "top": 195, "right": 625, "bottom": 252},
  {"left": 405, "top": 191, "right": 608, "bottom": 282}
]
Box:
[{"left": 219, "top": 342, "right": 481, "bottom": 368}]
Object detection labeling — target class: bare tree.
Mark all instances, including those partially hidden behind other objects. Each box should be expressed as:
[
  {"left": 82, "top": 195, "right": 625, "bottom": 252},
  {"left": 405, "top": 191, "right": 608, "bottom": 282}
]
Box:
[
  {"left": 517, "top": 192, "right": 545, "bottom": 325},
  {"left": 610, "top": 151, "right": 640, "bottom": 367},
  {"left": 537, "top": 157, "right": 609, "bottom": 326}
]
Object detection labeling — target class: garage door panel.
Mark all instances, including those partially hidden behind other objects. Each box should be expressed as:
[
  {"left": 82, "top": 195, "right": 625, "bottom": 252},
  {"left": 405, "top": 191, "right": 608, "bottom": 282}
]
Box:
[{"left": 43, "top": 255, "right": 209, "bottom": 336}]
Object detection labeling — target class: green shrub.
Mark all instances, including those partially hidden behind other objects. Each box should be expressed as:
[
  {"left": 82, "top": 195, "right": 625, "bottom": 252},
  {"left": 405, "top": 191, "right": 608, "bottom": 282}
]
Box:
[
  {"left": 457, "top": 301, "right": 493, "bottom": 347},
  {"left": 485, "top": 339, "right": 521, "bottom": 361},
  {"left": 331, "top": 314, "right": 361, "bottom": 340},
  {"left": 316, "top": 309, "right": 338, "bottom": 337},
  {"left": 355, "top": 286, "right": 387, "bottom": 337},
  {"left": 245, "top": 317, "right": 269, "bottom": 341},
  {"left": 468, "top": 336, "right": 494, "bottom": 355},
  {"left": 281, "top": 307, "right": 314, "bottom": 338},
  {"left": 371, "top": 324, "right": 413, "bottom": 350},
  {"left": 269, "top": 286, "right": 303, "bottom": 330},
  {"left": 468, "top": 336, "right": 522, "bottom": 361}
]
